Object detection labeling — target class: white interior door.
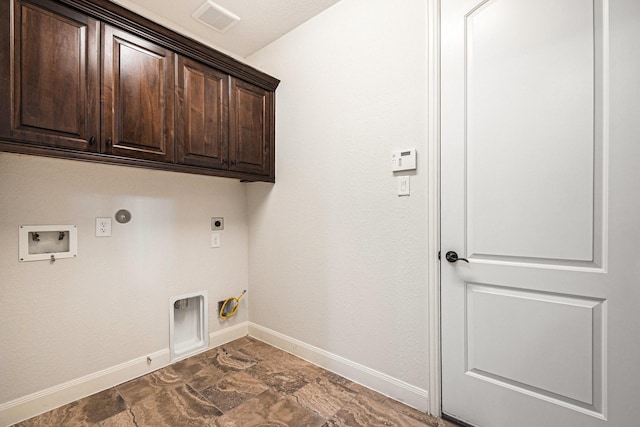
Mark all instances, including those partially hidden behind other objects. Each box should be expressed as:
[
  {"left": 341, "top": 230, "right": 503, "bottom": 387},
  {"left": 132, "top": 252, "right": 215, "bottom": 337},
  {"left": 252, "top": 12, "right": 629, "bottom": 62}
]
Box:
[{"left": 441, "top": 0, "right": 640, "bottom": 426}]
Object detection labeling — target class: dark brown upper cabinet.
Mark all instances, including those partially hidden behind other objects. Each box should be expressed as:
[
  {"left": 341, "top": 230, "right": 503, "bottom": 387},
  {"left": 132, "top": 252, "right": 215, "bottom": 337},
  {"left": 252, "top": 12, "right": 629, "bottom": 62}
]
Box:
[
  {"left": 176, "top": 61, "right": 275, "bottom": 179},
  {"left": 1, "top": 0, "right": 100, "bottom": 151},
  {"left": 102, "top": 25, "right": 175, "bottom": 162},
  {"left": 176, "top": 56, "right": 229, "bottom": 170},
  {"left": 0, "top": 0, "right": 279, "bottom": 182},
  {"left": 230, "top": 78, "right": 274, "bottom": 179}
]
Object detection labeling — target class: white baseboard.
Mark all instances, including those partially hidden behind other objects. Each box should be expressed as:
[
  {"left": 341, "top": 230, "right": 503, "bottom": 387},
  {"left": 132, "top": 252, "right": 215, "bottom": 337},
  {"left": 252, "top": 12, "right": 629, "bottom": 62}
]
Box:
[
  {"left": 0, "top": 322, "right": 250, "bottom": 427},
  {"left": 247, "top": 322, "right": 429, "bottom": 412},
  {"left": 210, "top": 321, "right": 249, "bottom": 348},
  {"left": 0, "top": 349, "right": 170, "bottom": 427},
  {"left": 0, "top": 322, "right": 427, "bottom": 426}
]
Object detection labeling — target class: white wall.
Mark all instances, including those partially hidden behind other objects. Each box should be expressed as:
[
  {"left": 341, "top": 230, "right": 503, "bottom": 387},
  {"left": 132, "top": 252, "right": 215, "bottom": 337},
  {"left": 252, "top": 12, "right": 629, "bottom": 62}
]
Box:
[
  {"left": 0, "top": 153, "right": 249, "bottom": 404},
  {"left": 0, "top": 0, "right": 431, "bottom": 412},
  {"left": 246, "top": 0, "right": 429, "bottom": 392}
]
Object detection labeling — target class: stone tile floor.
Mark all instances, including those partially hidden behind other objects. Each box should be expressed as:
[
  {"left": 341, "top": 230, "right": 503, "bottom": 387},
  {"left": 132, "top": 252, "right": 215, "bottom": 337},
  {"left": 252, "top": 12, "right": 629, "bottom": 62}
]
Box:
[{"left": 13, "top": 337, "right": 457, "bottom": 426}]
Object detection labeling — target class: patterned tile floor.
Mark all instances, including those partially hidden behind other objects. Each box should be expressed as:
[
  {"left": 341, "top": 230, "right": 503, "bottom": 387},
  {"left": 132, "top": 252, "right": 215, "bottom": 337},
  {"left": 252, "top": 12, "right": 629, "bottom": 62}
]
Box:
[{"left": 13, "top": 337, "right": 456, "bottom": 426}]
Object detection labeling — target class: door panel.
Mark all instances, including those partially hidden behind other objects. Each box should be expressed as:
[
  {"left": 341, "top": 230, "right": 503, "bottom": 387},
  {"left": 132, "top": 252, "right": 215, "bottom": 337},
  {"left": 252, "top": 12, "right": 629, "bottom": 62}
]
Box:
[
  {"left": 466, "top": 0, "right": 596, "bottom": 262},
  {"left": 8, "top": 0, "right": 99, "bottom": 150},
  {"left": 466, "top": 283, "right": 603, "bottom": 406},
  {"left": 176, "top": 56, "right": 229, "bottom": 169},
  {"left": 441, "top": 0, "right": 640, "bottom": 425},
  {"left": 103, "top": 25, "right": 175, "bottom": 162},
  {"left": 229, "top": 78, "right": 273, "bottom": 177}
]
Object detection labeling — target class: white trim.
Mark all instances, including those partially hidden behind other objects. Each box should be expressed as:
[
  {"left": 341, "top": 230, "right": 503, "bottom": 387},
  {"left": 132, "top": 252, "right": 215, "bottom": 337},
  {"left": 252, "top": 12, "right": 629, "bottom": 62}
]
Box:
[
  {"left": 0, "top": 349, "right": 170, "bottom": 427},
  {"left": 210, "top": 321, "right": 249, "bottom": 348},
  {"left": 0, "top": 322, "right": 428, "bottom": 424},
  {"left": 426, "top": 0, "right": 442, "bottom": 418},
  {"left": 0, "top": 322, "right": 250, "bottom": 427},
  {"left": 247, "top": 322, "right": 429, "bottom": 412}
]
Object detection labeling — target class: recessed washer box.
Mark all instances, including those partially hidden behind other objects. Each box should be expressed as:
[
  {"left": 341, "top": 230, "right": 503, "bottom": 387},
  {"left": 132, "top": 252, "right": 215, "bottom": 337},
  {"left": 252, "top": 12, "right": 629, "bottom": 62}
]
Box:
[
  {"left": 170, "top": 291, "right": 209, "bottom": 361},
  {"left": 19, "top": 225, "right": 78, "bottom": 262}
]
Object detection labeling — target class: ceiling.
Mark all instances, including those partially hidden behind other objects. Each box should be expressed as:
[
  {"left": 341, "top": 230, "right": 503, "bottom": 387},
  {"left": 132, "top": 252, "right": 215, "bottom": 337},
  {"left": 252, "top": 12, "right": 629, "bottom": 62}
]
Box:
[{"left": 111, "top": 0, "right": 341, "bottom": 58}]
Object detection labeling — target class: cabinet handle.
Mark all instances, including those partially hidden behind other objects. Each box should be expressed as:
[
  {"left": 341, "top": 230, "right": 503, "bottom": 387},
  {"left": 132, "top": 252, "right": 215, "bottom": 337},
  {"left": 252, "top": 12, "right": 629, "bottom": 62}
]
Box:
[
  {"left": 230, "top": 160, "right": 236, "bottom": 166},
  {"left": 88, "top": 136, "right": 95, "bottom": 146},
  {"left": 107, "top": 138, "right": 112, "bottom": 146}
]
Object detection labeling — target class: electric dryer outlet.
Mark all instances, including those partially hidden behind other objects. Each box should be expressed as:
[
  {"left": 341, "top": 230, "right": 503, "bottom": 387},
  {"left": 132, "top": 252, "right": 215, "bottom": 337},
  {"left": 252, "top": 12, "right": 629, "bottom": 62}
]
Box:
[{"left": 211, "top": 217, "right": 224, "bottom": 230}]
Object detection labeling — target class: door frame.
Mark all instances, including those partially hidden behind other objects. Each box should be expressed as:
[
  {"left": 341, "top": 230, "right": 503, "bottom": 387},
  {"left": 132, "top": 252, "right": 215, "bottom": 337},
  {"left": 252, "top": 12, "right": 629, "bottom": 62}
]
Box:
[{"left": 425, "top": 0, "right": 442, "bottom": 418}]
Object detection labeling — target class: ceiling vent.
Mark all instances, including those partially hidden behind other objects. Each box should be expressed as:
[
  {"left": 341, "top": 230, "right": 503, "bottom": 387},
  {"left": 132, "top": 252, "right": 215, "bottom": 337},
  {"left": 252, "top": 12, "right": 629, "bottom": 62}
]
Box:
[{"left": 192, "top": 1, "right": 240, "bottom": 33}]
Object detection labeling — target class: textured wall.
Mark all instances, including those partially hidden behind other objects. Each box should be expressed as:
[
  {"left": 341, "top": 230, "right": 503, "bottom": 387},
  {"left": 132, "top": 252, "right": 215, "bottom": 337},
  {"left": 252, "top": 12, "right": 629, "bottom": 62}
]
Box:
[
  {"left": 0, "top": 0, "right": 430, "bottom": 406},
  {"left": 246, "top": 0, "right": 429, "bottom": 389},
  {"left": 0, "top": 153, "right": 249, "bottom": 403}
]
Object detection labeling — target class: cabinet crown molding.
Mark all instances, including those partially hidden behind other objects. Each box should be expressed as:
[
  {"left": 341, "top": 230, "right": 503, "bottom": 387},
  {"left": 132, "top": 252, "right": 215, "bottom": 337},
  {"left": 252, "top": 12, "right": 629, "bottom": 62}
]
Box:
[{"left": 56, "top": 0, "right": 280, "bottom": 91}]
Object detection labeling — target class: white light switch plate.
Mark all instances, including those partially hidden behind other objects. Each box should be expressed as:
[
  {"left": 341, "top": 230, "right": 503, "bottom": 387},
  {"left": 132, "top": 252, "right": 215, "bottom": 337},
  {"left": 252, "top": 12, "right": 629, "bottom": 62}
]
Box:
[
  {"left": 398, "top": 176, "right": 410, "bottom": 196},
  {"left": 211, "top": 232, "right": 221, "bottom": 248}
]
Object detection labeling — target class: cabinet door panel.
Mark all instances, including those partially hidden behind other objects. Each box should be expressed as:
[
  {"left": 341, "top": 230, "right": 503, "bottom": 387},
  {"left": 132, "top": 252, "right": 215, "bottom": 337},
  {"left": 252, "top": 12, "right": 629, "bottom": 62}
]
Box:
[
  {"left": 5, "top": 0, "right": 99, "bottom": 150},
  {"left": 103, "top": 25, "right": 174, "bottom": 162},
  {"left": 177, "top": 56, "right": 228, "bottom": 169},
  {"left": 229, "top": 78, "right": 273, "bottom": 177}
]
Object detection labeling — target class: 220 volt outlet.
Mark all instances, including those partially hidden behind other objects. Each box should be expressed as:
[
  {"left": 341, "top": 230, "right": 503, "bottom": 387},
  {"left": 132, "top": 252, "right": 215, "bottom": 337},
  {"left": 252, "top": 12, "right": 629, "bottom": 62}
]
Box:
[{"left": 211, "top": 217, "right": 224, "bottom": 230}]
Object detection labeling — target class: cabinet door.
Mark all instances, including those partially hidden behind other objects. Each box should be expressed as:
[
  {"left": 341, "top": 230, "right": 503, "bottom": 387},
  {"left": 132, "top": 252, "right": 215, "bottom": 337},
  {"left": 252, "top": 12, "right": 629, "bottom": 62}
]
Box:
[
  {"left": 1, "top": 0, "right": 100, "bottom": 151},
  {"left": 229, "top": 78, "right": 274, "bottom": 178},
  {"left": 176, "top": 56, "right": 229, "bottom": 169},
  {"left": 103, "top": 25, "right": 175, "bottom": 162}
]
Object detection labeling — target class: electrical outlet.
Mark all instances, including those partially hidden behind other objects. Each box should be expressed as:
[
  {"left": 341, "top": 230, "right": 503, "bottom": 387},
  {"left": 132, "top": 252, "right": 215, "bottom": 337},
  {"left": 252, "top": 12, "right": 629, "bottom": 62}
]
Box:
[
  {"left": 211, "top": 217, "right": 224, "bottom": 230},
  {"left": 96, "top": 217, "right": 112, "bottom": 237}
]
